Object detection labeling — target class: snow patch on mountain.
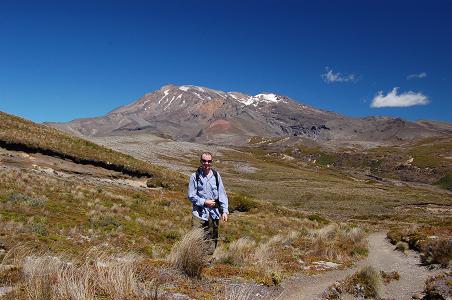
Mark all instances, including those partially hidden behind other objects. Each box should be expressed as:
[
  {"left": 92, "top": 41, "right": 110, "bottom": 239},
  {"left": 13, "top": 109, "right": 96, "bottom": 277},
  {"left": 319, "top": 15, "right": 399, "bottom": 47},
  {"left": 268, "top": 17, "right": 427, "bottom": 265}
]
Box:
[
  {"left": 158, "top": 90, "right": 170, "bottom": 104},
  {"left": 231, "top": 93, "right": 281, "bottom": 106},
  {"left": 255, "top": 93, "right": 279, "bottom": 102}
]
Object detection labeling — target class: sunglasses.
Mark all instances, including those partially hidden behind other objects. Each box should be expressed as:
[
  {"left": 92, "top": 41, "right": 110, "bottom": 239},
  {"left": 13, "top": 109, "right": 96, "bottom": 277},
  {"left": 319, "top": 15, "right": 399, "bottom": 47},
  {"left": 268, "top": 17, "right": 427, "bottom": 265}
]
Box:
[{"left": 201, "top": 159, "right": 212, "bottom": 163}]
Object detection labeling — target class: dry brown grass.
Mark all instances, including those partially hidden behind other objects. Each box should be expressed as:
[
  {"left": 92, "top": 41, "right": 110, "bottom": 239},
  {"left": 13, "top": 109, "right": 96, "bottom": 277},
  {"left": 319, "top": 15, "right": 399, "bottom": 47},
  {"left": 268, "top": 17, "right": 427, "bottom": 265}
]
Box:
[
  {"left": 167, "top": 228, "right": 209, "bottom": 277},
  {"left": 323, "top": 265, "right": 383, "bottom": 299},
  {"left": 306, "top": 224, "right": 367, "bottom": 262},
  {"left": 53, "top": 264, "right": 96, "bottom": 300},
  {"left": 4, "top": 249, "right": 156, "bottom": 300},
  {"left": 347, "top": 265, "right": 383, "bottom": 298}
]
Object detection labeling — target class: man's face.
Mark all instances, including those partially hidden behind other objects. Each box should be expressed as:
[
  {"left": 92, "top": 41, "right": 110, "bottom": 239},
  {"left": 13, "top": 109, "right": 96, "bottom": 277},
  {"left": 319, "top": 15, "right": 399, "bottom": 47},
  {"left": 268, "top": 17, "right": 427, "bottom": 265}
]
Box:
[{"left": 200, "top": 154, "right": 212, "bottom": 173}]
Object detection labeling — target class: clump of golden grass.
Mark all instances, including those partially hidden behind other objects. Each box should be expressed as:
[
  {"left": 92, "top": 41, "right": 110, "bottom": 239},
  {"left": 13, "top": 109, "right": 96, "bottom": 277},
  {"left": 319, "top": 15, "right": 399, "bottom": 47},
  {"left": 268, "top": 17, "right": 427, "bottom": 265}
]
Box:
[
  {"left": 395, "top": 241, "right": 409, "bottom": 252},
  {"left": 323, "top": 265, "right": 382, "bottom": 299},
  {"left": 4, "top": 248, "right": 154, "bottom": 300},
  {"left": 213, "top": 235, "right": 283, "bottom": 285},
  {"left": 346, "top": 265, "right": 383, "bottom": 298},
  {"left": 307, "top": 224, "right": 367, "bottom": 262},
  {"left": 53, "top": 263, "right": 96, "bottom": 300},
  {"left": 22, "top": 255, "right": 65, "bottom": 300},
  {"left": 93, "top": 251, "right": 143, "bottom": 299},
  {"left": 215, "top": 237, "right": 256, "bottom": 266},
  {"left": 167, "top": 228, "right": 209, "bottom": 277}
]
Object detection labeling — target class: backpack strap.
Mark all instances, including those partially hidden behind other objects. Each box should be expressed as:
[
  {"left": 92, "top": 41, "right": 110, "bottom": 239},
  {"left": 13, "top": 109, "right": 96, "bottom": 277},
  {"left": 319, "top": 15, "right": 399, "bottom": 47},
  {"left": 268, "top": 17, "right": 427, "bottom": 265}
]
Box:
[
  {"left": 212, "top": 169, "right": 219, "bottom": 189},
  {"left": 196, "top": 168, "right": 219, "bottom": 192}
]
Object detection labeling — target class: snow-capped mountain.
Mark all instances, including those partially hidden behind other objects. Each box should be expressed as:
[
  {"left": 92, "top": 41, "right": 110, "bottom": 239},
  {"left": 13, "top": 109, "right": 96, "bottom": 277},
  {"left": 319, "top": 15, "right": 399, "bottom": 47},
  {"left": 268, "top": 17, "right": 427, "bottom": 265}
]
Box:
[{"left": 48, "top": 84, "right": 452, "bottom": 147}]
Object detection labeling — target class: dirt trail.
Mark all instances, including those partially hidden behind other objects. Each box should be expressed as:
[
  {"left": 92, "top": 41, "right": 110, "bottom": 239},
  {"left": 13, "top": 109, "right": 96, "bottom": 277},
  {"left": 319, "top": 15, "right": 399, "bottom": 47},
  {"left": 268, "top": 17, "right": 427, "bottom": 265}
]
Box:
[{"left": 277, "top": 232, "right": 440, "bottom": 299}]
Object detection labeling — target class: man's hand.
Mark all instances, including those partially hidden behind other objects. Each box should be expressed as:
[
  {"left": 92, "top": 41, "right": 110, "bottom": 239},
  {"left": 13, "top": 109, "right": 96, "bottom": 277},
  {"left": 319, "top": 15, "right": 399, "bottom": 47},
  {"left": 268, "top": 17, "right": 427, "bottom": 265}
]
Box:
[
  {"left": 204, "top": 199, "right": 216, "bottom": 207},
  {"left": 221, "top": 213, "right": 228, "bottom": 222}
]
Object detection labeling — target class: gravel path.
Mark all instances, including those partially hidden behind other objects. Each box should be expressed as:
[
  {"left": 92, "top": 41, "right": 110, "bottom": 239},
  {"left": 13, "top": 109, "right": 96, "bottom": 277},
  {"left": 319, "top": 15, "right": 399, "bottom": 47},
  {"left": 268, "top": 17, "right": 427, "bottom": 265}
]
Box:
[{"left": 277, "top": 232, "right": 440, "bottom": 299}]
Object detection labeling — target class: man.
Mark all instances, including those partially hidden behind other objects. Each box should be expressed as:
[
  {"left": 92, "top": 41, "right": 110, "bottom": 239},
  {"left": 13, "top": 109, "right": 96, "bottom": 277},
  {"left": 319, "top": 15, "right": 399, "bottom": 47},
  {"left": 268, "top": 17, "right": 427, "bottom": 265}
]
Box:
[{"left": 188, "top": 152, "right": 229, "bottom": 254}]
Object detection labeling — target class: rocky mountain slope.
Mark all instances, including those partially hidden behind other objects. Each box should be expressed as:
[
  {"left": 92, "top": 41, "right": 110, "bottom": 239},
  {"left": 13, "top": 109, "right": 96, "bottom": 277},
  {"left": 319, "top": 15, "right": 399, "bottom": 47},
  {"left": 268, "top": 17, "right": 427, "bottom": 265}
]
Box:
[{"left": 48, "top": 84, "right": 452, "bottom": 147}]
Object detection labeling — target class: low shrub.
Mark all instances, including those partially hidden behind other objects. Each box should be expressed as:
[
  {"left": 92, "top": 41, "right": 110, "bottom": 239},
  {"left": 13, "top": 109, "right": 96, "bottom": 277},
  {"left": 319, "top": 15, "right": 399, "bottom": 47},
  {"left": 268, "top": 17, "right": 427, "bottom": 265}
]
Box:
[
  {"left": 420, "top": 238, "right": 452, "bottom": 267},
  {"left": 436, "top": 173, "right": 452, "bottom": 190},
  {"left": 228, "top": 193, "right": 258, "bottom": 213},
  {"left": 380, "top": 270, "right": 400, "bottom": 284},
  {"left": 387, "top": 227, "right": 422, "bottom": 251},
  {"left": 395, "top": 241, "right": 409, "bottom": 252},
  {"left": 307, "top": 214, "right": 329, "bottom": 224},
  {"left": 317, "top": 152, "right": 337, "bottom": 166},
  {"left": 423, "top": 271, "right": 452, "bottom": 300}
]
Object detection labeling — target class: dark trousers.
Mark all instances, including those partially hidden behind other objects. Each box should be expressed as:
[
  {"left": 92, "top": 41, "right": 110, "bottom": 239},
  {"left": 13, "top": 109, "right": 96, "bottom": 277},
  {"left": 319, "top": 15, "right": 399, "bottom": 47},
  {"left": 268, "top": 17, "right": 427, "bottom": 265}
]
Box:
[{"left": 191, "top": 215, "right": 219, "bottom": 255}]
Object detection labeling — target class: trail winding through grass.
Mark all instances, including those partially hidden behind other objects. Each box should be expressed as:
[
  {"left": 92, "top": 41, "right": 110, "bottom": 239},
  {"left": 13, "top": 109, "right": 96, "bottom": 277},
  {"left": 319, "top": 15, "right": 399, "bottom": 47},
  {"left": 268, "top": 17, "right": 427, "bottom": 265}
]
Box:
[{"left": 277, "top": 232, "right": 441, "bottom": 299}]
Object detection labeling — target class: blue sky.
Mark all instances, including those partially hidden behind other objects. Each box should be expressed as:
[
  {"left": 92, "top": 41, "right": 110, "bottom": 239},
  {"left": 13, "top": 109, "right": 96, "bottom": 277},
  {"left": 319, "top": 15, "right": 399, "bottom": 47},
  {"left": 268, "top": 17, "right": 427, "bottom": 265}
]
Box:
[{"left": 1, "top": 0, "right": 451, "bottom": 123}]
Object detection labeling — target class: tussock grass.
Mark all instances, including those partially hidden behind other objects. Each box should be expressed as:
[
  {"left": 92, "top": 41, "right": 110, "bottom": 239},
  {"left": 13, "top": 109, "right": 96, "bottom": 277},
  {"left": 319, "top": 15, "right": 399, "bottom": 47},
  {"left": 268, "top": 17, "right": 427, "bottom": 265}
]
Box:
[
  {"left": 209, "top": 222, "right": 366, "bottom": 285},
  {"left": 168, "top": 229, "right": 209, "bottom": 277},
  {"left": 324, "top": 265, "right": 383, "bottom": 299},
  {"left": 215, "top": 237, "right": 256, "bottom": 266},
  {"left": 22, "top": 255, "right": 65, "bottom": 300},
  {"left": 4, "top": 249, "right": 154, "bottom": 300},
  {"left": 306, "top": 224, "right": 367, "bottom": 262},
  {"left": 395, "top": 241, "right": 409, "bottom": 252},
  {"left": 0, "top": 153, "right": 371, "bottom": 295},
  {"left": 436, "top": 172, "right": 452, "bottom": 190},
  {"left": 53, "top": 263, "right": 96, "bottom": 300},
  {"left": 348, "top": 265, "right": 383, "bottom": 298}
]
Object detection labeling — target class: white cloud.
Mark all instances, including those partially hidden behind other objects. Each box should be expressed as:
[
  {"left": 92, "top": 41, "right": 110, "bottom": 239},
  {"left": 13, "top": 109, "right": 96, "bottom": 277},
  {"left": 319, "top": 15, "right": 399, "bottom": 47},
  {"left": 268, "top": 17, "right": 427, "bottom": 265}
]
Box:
[
  {"left": 370, "top": 87, "right": 429, "bottom": 108},
  {"left": 321, "top": 67, "right": 357, "bottom": 83},
  {"left": 407, "top": 72, "right": 427, "bottom": 80}
]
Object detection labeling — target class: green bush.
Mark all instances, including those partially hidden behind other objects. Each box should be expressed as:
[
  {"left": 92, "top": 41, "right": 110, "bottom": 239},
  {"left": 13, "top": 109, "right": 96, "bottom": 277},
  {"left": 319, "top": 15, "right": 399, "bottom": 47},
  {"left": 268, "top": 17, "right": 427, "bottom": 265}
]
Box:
[
  {"left": 229, "top": 193, "right": 258, "bottom": 212},
  {"left": 436, "top": 173, "right": 452, "bottom": 190},
  {"left": 317, "top": 152, "right": 337, "bottom": 166},
  {"left": 308, "top": 214, "right": 329, "bottom": 224}
]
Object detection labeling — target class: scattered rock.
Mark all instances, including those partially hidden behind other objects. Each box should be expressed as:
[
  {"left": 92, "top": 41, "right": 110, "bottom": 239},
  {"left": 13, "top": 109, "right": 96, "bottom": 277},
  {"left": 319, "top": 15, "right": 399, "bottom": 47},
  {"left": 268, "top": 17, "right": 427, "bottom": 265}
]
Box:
[
  {"left": 0, "top": 286, "right": 14, "bottom": 297},
  {"left": 305, "top": 261, "right": 341, "bottom": 270},
  {"left": 423, "top": 271, "right": 452, "bottom": 300}
]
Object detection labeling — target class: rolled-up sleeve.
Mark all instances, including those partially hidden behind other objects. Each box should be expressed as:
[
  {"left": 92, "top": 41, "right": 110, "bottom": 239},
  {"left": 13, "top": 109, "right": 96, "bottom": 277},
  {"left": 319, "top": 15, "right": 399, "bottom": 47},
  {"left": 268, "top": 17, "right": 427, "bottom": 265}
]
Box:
[
  {"left": 188, "top": 174, "right": 205, "bottom": 207},
  {"left": 217, "top": 173, "right": 229, "bottom": 214}
]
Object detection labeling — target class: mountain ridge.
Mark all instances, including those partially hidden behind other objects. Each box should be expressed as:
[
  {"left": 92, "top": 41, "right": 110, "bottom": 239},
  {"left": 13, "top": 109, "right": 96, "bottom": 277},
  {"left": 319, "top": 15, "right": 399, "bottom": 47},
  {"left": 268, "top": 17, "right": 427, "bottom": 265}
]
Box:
[{"left": 47, "top": 84, "right": 452, "bottom": 147}]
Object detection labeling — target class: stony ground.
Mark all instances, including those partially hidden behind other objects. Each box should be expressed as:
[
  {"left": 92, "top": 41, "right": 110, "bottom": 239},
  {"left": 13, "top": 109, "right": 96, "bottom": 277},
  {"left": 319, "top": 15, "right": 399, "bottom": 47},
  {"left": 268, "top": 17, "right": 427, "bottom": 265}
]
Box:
[{"left": 278, "top": 232, "right": 442, "bottom": 300}]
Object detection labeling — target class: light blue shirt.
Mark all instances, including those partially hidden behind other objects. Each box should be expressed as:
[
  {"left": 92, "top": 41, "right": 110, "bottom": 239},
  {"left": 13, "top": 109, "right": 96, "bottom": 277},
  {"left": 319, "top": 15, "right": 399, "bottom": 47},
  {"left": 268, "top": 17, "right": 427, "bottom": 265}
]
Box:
[{"left": 188, "top": 170, "right": 229, "bottom": 220}]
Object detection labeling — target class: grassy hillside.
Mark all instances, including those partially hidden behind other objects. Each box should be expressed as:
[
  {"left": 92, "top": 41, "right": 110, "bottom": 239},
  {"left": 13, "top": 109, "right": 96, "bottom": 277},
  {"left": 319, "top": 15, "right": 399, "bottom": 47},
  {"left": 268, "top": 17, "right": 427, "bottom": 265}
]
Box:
[
  {"left": 0, "top": 112, "right": 370, "bottom": 298},
  {"left": 0, "top": 159, "right": 370, "bottom": 299},
  {"left": 1, "top": 112, "right": 450, "bottom": 299},
  {"left": 0, "top": 111, "right": 185, "bottom": 190}
]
